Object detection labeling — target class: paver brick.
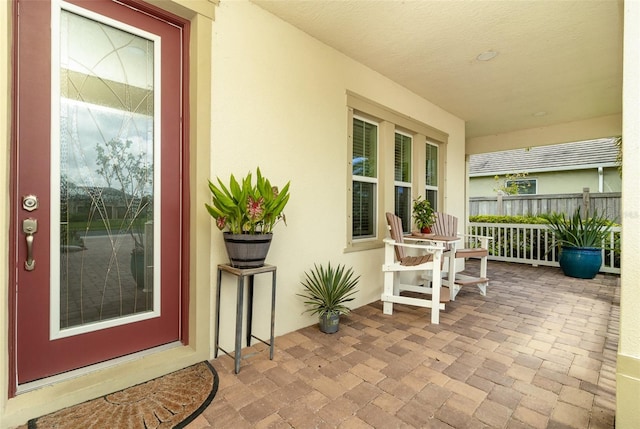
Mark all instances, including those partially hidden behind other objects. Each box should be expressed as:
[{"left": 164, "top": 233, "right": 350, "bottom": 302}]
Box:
[
  {"left": 551, "top": 401, "right": 590, "bottom": 428},
  {"left": 180, "top": 262, "right": 618, "bottom": 429},
  {"left": 474, "top": 399, "right": 512, "bottom": 428},
  {"left": 512, "top": 404, "right": 549, "bottom": 429}
]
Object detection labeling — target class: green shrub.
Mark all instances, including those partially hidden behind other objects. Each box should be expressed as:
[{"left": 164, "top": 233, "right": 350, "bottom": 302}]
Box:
[{"left": 469, "top": 215, "right": 549, "bottom": 224}]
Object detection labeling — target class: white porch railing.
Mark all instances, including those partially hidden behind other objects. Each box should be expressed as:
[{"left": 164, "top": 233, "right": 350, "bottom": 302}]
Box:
[{"left": 468, "top": 222, "right": 621, "bottom": 274}]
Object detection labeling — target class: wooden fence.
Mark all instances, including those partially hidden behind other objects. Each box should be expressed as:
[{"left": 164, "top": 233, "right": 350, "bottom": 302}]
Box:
[{"left": 469, "top": 188, "right": 621, "bottom": 223}]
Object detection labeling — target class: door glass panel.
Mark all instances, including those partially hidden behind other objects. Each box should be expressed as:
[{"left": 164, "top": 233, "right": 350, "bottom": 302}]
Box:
[{"left": 55, "top": 7, "right": 159, "bottom": 336}]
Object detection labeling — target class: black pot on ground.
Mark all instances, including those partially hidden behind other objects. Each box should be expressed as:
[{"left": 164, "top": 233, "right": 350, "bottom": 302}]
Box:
[
  {"left": 319, "top": 311, "right": 340, "bottom": 334},
  {"left": 130, "top": 247, "right": 145, "bottom": 289},
  {"left": 223, "top": 232, "right": 273, "bottom": 269},
  {"left": 559, "top": 246, "right": 602, "bottom": 279}
]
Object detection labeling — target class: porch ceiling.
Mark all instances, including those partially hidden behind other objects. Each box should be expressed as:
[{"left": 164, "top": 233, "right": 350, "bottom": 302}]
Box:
[{"left": 252, "top": 0, "right": 623, "bottom": 139}]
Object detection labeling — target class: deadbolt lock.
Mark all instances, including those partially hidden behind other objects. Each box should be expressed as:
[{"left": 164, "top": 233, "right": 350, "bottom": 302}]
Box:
[{"left": 23, "top": 195, "right": 39, "bottom": 212}]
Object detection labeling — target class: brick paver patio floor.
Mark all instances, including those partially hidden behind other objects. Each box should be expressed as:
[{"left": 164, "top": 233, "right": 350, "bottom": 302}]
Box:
[{"left": 189, "top": 261, "right": 619, "bottom": 429}]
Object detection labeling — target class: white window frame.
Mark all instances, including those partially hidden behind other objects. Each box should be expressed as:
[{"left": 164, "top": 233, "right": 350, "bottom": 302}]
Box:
[
  {"left": 351, "top": 114, "right": 379, "bottom": 241},
  {"left": 425, "top": 141, "right": 439, "bottom": 211},
  {"left": 394, "top": 130, "right": 413, "bottom": 233}
]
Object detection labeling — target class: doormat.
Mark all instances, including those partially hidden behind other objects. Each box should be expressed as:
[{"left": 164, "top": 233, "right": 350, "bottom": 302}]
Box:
[{"left": 28, "top": 361, "right": 218, "bottom": 429}]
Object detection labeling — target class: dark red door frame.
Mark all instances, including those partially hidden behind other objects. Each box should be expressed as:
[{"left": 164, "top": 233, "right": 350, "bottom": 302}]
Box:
[{"left": 8, "top": 0, "right": 191, "bottom": 396}]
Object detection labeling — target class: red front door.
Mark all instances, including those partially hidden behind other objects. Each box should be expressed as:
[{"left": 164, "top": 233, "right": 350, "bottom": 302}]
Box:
[{"left": 11, "top": 0, "right": 187, "bottom": 387}]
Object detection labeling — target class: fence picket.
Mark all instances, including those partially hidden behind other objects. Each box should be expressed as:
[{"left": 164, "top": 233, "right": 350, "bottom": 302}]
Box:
[{"left": 470, "top": 191, "right": 621, "bottom": 223}]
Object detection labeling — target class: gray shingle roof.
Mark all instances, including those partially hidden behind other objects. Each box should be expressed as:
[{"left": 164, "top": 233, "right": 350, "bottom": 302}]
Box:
[{"left": 469, "top": 138, "right": 619, "bottom": 177}]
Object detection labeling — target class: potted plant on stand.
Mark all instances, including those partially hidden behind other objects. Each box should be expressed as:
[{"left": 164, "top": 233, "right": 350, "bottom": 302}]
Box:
[
  {"left": 412, "top": 196, "right": 436, "bottom": 233},
  {"left": 298, "top": 263, "right": 360, "bottom": 334},
  {"left": 546, "top": 207, "right": 613, "bottom": 279},
  {"left": 206, "top": 168, "right": 290, "bottom": 268}
]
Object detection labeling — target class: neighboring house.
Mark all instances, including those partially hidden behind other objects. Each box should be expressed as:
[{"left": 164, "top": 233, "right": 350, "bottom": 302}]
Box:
[{"left": 468, "top": 138, "right": 621, "bottom": 197}]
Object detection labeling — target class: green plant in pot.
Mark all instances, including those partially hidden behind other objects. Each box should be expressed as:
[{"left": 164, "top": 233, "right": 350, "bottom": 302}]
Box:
[
  {"left": 206, "top": 168, "right": 290, "bottom": 268},
  {"left": 298, "top": 263, "right": 360, "bottom": 334},
  {"left": 546, "top": 207, "right": 613, "bottom": 279},
  {"left": 412, "top": 196, "right": 436, "bottom": 233}
]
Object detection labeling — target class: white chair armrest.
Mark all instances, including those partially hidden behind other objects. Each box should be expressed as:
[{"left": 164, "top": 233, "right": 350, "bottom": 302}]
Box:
[{"left": 383, "top": 238, "right": 444, "bottom": 252}]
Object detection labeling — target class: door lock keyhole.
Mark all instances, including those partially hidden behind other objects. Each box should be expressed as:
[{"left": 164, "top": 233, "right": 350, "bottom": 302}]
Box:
[{"left": 23, "top": 195, "right": 39, "bottom": 212}]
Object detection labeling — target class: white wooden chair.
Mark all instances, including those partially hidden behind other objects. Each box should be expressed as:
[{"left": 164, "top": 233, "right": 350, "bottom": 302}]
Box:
[
  {"left": 429, "top": 212, "right": 492, "bottom": 299},
  {"left": 382, "top": 212, "right": 447, "bottom": 324}
]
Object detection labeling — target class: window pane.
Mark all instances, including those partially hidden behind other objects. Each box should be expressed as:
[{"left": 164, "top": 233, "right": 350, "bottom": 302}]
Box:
[
  {"left": 353, "top": 118, "right": 377, "bottom": 178},
  {"left": 426, "top": 189, "right": 438, "bottom": 211},
  {"left": 426, "top": 143, "right": 438, "bottom": 186},
  {"left": 395, "top": 186, "right": 411, "bottom": 232},
  {"left": 506, "top": 179, "right": 537, "bottom": 195},
  {"left": 59, "top": 10, "right": 156, "bottom": 331},
  {"left": 352, "top": 181, "right": 376, "bottom": 238},
  {"left": 394, "top": 133, "right": 412, "bottom": 182}
]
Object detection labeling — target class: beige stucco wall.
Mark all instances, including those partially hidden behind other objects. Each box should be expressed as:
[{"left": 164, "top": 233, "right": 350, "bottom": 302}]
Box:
[
  {"left": 210, "top": 0, "right": 466, "bottom": 349},
  {"left": 617, "top": 1, "right": 640, "bottom": 427}
]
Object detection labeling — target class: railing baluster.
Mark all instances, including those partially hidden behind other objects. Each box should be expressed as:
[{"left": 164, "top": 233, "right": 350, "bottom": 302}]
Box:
[{"left": 467, "top": 222, "right": 620, "bottom": 274}]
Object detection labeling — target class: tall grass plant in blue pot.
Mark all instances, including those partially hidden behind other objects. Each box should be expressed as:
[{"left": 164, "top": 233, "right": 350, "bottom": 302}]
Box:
[{"left": 546, "top": 208, "right": 613, "bottom": 279}]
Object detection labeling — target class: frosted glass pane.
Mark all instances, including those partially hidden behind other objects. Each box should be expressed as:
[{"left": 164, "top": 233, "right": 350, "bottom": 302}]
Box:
[{"left": 58, "top": 10, "right": 156, "bottom": 330}]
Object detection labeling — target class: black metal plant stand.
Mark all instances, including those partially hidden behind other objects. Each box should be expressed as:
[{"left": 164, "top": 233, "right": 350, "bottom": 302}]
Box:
[{"left": 214, "top": 264, "right": 276, "bottom": 373}]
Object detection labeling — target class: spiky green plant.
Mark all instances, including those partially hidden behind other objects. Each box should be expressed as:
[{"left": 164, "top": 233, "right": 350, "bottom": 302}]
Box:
[
  {"left": 298, "top": 263, "right": 360, "bottom": 316},
  {"left": 546, "top": 207, "right": 612, "bottom": 249}
]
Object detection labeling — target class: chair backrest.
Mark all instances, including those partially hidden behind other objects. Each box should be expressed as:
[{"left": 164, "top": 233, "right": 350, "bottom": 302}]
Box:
[
  {"left": 432, "top": 212, "right": 458, "bottom": 250},
  {"left": 385, "top": 212, "right": 406, "bottom": 261},
  {"left": 432, "top": 212, "right": 458, "bottom": 236}
]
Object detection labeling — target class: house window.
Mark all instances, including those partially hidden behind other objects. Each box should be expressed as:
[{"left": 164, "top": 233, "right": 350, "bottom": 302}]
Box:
[
  {"left": 346, "top": 92, "right": 448, "bottom": 251},
  {"left": 505, "top": 178, "right": 537, "bottom": 194},
  {"left": 395, "top": 131, "right": 412, "bottom": 232},
  {"left": 352, "top": 116, "right": 378, "bottom": 239},
  {"left": 426, "top": 142, "right": 438, "bottom": 210}
]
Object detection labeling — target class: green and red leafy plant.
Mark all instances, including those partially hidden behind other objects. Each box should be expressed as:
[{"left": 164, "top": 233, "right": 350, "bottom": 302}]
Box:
[{"left": 206, "top": 168, "right": 290, "bottom": 234}]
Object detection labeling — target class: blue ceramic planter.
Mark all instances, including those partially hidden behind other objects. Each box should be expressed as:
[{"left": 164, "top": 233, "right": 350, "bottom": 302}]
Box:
[{"left": 559, "top": 247, "right": 602, "bottom": 279}]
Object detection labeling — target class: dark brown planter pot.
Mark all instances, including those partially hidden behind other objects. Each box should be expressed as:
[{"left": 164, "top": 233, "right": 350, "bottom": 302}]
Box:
[{"left": 223, "top": 232, "right": 273, "bottom": 268}]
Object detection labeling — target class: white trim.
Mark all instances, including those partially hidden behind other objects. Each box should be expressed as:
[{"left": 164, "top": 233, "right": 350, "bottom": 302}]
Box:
[{"left": 599, "top": 166, "right": 604, "bottom": 192}]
